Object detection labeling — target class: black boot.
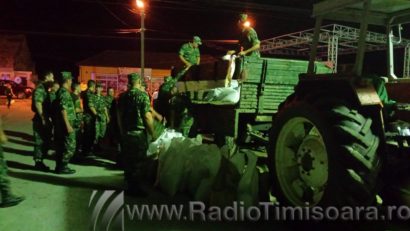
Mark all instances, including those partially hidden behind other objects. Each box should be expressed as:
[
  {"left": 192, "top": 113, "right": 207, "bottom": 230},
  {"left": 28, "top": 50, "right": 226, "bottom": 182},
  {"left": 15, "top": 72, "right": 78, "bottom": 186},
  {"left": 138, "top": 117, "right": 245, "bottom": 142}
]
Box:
[
  {"left": 34, "top": 161, "right": 50, "bottom": 172},
  {"left": 0, "top": 191, "right": 25, "bottom": 208},
  {"left": 55, "top": 163, "right": 76, "bottom": 174}
]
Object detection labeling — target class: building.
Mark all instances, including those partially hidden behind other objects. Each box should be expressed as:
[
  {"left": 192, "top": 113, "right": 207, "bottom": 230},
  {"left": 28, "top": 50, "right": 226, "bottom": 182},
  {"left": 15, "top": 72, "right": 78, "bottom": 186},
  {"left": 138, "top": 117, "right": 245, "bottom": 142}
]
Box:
[
  {"left": 78, "top": 50, "right": 217, "bottom": 95},
  {"left": 0, "top": 34, "right": 35, "bottom": 87}
]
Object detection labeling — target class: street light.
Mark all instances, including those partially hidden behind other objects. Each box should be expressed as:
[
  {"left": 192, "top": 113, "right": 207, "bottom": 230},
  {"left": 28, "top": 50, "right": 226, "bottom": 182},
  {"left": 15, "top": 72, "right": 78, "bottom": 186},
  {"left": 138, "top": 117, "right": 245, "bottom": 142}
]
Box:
[{"left": 136, "top": 0, "right": 145, "bottom": 79}]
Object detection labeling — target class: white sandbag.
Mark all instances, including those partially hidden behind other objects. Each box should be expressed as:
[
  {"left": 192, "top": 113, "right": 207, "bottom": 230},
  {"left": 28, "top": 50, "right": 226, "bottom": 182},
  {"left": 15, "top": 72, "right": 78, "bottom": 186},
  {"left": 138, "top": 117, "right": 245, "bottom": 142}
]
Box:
[
  {"left": 218, "top": 87, "right": 240, "bottom": 103},
  {"left": 156, "top": 138, "right": 193, "bottom": 196},
  {"left": 203, "top": 86, "right": 240, "bottom": 104},
  {"left": 185, "top": 144, "right": 222, "bottom": 201},
  {"left": 147, "top": 129, "right": 184, "bottom": 157},
  {"left": 156, "top": 137, "right": 203, "bottom": 196},
  {"left": 203, "top": 88, "right": 223, "bottom": 101},
  {"left": 237, "top": 150, "right": 259, "bottom": 207}
]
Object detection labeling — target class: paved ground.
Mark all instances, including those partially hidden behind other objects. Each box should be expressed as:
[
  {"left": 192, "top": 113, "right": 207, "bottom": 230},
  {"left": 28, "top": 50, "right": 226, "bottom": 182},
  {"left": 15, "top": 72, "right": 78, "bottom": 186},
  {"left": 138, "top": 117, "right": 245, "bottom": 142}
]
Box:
[{"left": 0, "top": 99, "right": 408, "bottom": 231}]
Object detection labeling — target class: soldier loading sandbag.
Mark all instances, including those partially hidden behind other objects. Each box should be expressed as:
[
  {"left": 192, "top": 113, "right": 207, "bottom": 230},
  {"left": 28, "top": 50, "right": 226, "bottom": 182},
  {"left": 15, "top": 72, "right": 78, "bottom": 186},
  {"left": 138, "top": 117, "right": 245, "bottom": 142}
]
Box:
[{"left": 117, "top": 73, "right": 158, "bottom": 196}]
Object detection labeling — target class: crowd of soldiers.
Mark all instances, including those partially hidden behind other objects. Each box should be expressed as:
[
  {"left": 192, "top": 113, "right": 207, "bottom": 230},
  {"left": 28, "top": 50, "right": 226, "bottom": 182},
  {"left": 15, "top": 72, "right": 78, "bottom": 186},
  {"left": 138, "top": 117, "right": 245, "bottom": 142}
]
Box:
[{"left": 29, "top": 70, "right": 179, "bottom": 195}]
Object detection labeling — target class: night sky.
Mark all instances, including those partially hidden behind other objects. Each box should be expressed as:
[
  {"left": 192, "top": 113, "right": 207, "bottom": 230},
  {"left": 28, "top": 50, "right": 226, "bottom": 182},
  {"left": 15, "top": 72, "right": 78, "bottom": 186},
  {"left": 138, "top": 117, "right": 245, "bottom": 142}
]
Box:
[
  {"left": 0, "top": 0, "right": 317, "bottom": 73},
  {"left": 0, "top": 0, "right": 407, "bottom": 76}
]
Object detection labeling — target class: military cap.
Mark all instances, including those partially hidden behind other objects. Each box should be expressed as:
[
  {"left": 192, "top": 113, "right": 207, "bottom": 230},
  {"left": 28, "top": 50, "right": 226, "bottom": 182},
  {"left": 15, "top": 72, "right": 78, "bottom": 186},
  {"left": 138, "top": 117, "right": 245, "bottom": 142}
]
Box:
[
  {"left": 193, "top": 36, "right": 202, "bottom": 45},
  {"left": 239, "top": 13, "right": 248, "bottom": 22},
  {"left": 96, "top": 82, "right": 103, "bottom": 88},
  {"left": 61, "top": 71, "right": 72, "bottom": 81},
  {"left": 127, "top": 73, "right": 141, "bottom": 83}
]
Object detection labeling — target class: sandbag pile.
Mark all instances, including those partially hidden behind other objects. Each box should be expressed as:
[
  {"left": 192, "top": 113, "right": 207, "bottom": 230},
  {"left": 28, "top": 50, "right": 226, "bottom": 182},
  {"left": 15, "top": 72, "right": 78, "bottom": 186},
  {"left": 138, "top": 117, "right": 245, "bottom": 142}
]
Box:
[{"left": 155, "top": 134, "right": 260, "bottom": 206}]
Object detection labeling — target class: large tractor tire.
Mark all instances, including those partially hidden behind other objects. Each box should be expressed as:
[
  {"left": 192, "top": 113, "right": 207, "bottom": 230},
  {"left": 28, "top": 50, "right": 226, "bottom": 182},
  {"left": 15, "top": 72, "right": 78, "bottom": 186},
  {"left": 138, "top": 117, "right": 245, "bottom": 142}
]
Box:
[{"left": 268, "top": 98, "right": 382, "bottom": 206}]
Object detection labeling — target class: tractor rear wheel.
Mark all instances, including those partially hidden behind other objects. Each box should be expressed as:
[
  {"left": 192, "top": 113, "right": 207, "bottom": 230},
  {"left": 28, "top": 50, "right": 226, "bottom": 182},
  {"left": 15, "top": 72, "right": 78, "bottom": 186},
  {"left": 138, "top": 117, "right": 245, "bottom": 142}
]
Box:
[{"left": 268, "top": 99, "right": 381, "bottom": 206}]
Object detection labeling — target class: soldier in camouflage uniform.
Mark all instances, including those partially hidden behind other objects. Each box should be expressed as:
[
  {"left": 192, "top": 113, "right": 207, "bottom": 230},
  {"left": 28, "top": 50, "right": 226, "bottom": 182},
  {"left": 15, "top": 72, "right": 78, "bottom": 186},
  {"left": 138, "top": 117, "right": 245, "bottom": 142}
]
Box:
[
  {"left": 105, "top": 87, "right": 116, "bottom": 146},
  {"left": 94, "top": 83, "right": 109, "bottom": 150},
  {"left": 81, "top": 80, "right": 97, "bottom": 157},
  {"left": 71, "top": 83, "right": 83, "bottom": 158},
  {"left": 228, "top": 13, "right": 261, "bottom": 79},
  {"left": 105, "top": 87, "right": 115, "bottom": 112},
  {"left": 118, "top": 73, "right": 157, "bottom": 195},
  {"left": 237, "top": 13, "right": 260, "bottom": 57},
  {"left": 32, "top": 71, "right": 54, "bottom": 171},
  {"left": 0, "top": 118, "right": 24, "bottom": 208},
  {"left": 179, "top": 36, "right": 202, "bottom": 68},
  {"left": 53, "top": 72, "right": 77, "bottom": 174},
  {"left": 47, "top": 81, "right": 60, "bottom": 144}
]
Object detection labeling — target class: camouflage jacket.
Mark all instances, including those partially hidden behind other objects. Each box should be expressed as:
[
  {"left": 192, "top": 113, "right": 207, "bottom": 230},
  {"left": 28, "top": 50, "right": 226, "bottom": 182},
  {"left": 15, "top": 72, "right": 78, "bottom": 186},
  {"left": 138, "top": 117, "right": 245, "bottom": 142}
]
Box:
[
  {"left": 239, "top": 27, "right": 260, "bottom": 57},
  {"left": 118, "top": 88, "right": 150, "bottom": 132},
  {"left": 31, "top": 83, "right": 49, "bottom": 117},
  {"left": 179, "top": 42, "right": 200, "bottom": 65},
  {"left": 95, "top": 94, "right": 107, "bottom": 121},
  {"left": 82, "top": 89, "right": 96, "bottom": 116},
  {"left": 55, "top": 87, "right": 77, "bottom": 125}
]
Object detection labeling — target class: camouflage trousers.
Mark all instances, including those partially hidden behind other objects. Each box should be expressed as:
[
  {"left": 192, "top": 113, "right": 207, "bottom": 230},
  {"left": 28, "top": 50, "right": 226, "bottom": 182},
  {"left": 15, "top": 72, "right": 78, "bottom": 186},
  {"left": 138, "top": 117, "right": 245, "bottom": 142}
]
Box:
[
  {"left": 73, "top": 127, "right": 82, "bottom": 155},
  {"left": 95, "top": 116, "right": 107, "bottom": 140},
  {"left": 32, "top": 116, "right": 52, "bottom": 162},
  {"left": 54, "top": 125, "right": 76, "bottom": 167},
  {"left": 0, "top": 146, "right": 11, "bottom": 199},
  {"left": 122, "top": 131, "right": 149, "bottom": 184},
  {"left": 82, "top": 114, "right": 96, "bottom": 154}
]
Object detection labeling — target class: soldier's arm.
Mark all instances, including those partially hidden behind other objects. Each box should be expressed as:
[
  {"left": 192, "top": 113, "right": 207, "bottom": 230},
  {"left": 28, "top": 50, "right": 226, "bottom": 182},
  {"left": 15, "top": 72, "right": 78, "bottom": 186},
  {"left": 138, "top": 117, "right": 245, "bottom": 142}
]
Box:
[
  {"left": 35, "top": 102, "right": 45, "bottom": 121},
  {"left": 240, "top": 43, "right": 260, "bottom": 56},
  {"left": 141, "top": 94, "right": 156, "bottom": 140},
  {"left": 179, "top": 55, "right": 191, "bottom": 67},
  {"left": 88, "top": 95, "right": 98, "bottom": 116},
  {"left": 179, "top": 44, "right": 192, "bottom": 67},
  {"left": 150, "top": 107, "right": 164, "bottom": 123},
  {"left": 60, "top": 93, "right": 74, "bottom": 133},
  {"left": 62, "top": 110, "right": 73, "bottom": 133},
  {"left": 34, "top": 89, "right": 46, "bottom": 123},
  {"left": 239, "top": 29, "right": 260, "bottom": 56},
  {"left": 104, "top": 107, "right": 109, "bottom": 123},
  {"left": 144, "top": 111, "right": 156, "bottom": 140}
]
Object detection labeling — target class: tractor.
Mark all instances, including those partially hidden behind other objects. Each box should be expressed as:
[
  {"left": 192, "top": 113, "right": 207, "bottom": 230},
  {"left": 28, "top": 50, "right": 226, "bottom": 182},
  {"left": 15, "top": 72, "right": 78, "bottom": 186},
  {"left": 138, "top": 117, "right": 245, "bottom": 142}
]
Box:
[{"left": 268, "top": 0, "right": 410, "bottom": 206}]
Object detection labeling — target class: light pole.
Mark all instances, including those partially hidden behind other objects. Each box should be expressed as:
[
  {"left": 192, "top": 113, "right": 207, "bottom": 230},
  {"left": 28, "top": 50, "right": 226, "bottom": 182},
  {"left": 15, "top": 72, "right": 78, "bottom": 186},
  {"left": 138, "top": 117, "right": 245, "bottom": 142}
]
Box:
[{"left": 136, "top": 0, "right": 145, "bottom": 79}]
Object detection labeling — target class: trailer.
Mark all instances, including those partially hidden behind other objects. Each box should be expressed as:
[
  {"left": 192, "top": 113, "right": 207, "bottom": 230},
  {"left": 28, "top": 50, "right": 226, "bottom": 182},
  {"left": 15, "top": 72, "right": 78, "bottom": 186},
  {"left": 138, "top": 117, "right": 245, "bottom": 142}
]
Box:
[{"left": 178, "top": 57, "right": 331, "bottom": 146}]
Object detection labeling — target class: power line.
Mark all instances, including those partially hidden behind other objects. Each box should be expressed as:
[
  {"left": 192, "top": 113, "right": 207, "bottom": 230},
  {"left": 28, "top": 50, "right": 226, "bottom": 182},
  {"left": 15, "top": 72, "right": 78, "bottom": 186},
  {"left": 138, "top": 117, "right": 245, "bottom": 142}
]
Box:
[
  {"left": 96, "top": 0, "right": 132, "bottom": 27},
  {"left": 0, "top": 29, "right": 236, "bottom": 44}
]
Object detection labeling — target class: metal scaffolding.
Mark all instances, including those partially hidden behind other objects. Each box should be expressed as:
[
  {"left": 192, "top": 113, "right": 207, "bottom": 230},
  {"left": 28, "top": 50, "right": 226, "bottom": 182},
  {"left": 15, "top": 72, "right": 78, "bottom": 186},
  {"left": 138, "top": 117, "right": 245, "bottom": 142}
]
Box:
[
  {"left": 260, "top": 24, "right": 410, "bottom": 75},
  {"left": 404, "top": 44, "right": 410, "bottom": 77}
]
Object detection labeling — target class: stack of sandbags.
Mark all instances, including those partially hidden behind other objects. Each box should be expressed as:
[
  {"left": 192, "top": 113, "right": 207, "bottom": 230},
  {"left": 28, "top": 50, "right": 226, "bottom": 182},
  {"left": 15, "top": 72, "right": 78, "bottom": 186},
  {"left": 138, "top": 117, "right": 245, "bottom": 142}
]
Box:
[
  {"left": 155, "top": 137, "right": 224, "bottom": 200},
  {"left": 156, "top": 136, "right": 260, "bottom": 206},
  {"left": 210, "top": 149, "right": 259, "bottom": 207}
]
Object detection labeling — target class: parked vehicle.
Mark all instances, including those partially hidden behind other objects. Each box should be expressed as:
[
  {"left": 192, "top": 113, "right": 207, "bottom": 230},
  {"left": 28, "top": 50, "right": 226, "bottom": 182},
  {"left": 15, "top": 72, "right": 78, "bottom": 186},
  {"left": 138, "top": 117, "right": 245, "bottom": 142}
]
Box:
[{"left": 0, "top": 80, "right": 33, "bottom": 99}]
